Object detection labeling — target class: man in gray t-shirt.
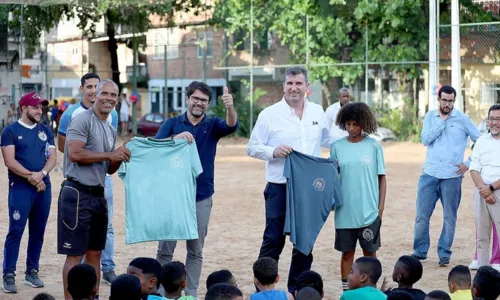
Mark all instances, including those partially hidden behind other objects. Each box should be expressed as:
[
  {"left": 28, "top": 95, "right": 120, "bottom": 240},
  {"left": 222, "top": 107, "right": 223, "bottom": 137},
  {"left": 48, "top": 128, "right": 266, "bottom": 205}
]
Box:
[{"left": 57, "top": 79, "right": 131, "bottom": 300}]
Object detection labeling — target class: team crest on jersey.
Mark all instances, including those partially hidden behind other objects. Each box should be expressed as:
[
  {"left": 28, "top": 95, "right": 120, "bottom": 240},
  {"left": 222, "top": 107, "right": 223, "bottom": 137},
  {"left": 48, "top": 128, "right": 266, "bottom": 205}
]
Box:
[
  {"left": 38, "top": 131, "right": 47, "bottom": 141},
  {"left": 13, "top": 210, "right": 20, "bottom": 221},
  {"left": 313, "top": 178, "right": 326, "bottom": 191},
  {"left": 170, "top": 157, "right": 184, "bottom": 170},
  {"left": 362, "top": 156, "right": 372, "bottom": 166}
]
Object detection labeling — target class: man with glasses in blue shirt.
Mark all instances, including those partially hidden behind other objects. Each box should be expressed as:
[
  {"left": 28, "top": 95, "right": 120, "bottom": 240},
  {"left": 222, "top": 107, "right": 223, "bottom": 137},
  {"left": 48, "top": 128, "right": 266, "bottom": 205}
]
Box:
[
  {"left": 412, "top": 85, "right": 481, "bottom": 267},
  {"left": 155, "top": 81, "right": 239, "bottom": 297}
]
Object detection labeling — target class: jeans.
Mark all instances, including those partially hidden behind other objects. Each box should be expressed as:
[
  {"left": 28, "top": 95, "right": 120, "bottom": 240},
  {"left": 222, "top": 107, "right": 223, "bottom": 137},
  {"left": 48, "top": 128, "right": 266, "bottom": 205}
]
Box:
[
  {"left": 157, "top": 197, "right": 212, "bottom": 297},
  {"left": 259, "top": 183, "right": 313, "bottom": 294},
  {"left": 413, "top": 174, "right": 462, "bottom": 260},
  {"left": 3, "top": 181, "right": 52, "bottom": 275},
  {"left": 81, "top": 175, "right": 114, "bottom": 272}
]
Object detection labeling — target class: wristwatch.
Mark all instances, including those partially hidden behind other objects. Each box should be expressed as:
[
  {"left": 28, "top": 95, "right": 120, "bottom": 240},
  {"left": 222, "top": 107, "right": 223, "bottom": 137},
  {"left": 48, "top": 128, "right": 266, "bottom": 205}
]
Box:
[
  {"left": 490, "top": 184, "right": 495, "bottom": 192},
  {"left": 41, "top": 169, "right": 48, "bottom": 177}
]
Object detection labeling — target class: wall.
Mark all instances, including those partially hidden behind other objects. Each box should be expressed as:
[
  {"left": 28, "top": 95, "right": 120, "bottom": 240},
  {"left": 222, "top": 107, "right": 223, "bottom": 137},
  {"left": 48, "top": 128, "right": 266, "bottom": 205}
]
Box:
[{"left": 462, "top": 63, "right": 500, "bottom": 123}]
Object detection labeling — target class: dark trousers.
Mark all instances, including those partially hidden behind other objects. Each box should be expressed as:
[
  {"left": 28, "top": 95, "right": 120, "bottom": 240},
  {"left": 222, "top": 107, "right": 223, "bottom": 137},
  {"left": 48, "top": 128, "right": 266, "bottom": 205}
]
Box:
[
  {"left": 258, "top": 183, "right": 313, "bottom": 294},
  {"left": 3, "top": 181, "right": 51, "bottom": 275}
]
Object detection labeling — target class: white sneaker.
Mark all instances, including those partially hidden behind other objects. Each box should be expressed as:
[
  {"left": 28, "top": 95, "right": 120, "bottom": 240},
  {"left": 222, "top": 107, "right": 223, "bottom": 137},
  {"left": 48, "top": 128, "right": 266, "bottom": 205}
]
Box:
[
  {"left": 469, "top": 260, "right": 480, "bottom": 270},
  {"left": 492, "top": 264, "right": 500, "bottom": 272}
]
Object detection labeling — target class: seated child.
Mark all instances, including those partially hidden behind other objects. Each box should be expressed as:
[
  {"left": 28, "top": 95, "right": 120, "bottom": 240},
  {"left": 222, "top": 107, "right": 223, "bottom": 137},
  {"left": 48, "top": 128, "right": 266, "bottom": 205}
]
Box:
[
  {"left": 296, "top": 287, "right": 321, "bottom": 300},
  {"left": 295, "top": 271, "right": 324, "bottom": 298},
  {"left": 425, "top": 291, "right": 451, "bottom": 300},
  {"left": 127, "top": 257, "right": 163, "bottom": 300},
  {"left": 249, "top": 257, "right": 294, "bottom": 300},
  {"left": 207, "top": 270, "right": 238, "bottom": 290},
  {"left": 161, "top": 261, "right": 196, "bottom": 300},
  {"left": 340, "top": 257, "right": 387, "bottom": 300},
  {"left": 387, "top": 290, "right": 416, "bottom": 300},
  {"left": 205, "top": 283, "right": 243, "bottom": 300},
  {"left": 67, "top": 264, "right": 97, "bottom": 300},
  {"left": 32, "top": 293, "right": 56, "bottom": 300},
  {"left": 110, "top": 274, "right": 143, "bottom": 300},
  {"left": 384, "top": 255, "right": 426, "bottom": 300},
  {"left": 448, "top": 265, "right": 472, "bottom": 300},
  {"left": 472, "top": 266, "right": 500, "bottom": 300}
]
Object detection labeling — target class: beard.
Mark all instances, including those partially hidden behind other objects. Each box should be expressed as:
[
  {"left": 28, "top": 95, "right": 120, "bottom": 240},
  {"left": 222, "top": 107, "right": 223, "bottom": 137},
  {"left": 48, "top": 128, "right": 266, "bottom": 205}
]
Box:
[
  {"left": 439, "top": 106, "right": 452, "bottom": 115},
  {"left": 27, "top": 111, "right": 40, "bottom": 123}
]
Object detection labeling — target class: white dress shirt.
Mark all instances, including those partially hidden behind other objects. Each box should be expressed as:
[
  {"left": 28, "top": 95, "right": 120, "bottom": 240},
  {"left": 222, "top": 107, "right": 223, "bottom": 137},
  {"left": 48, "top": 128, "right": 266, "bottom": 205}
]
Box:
[
  {"left": 247, "top": 98, "right": 334, "bottom": 184},
  {"left": 470, "top": 133, "right": 500, "bottom": 184},
  {"left": 325, "top": 102, "right": 349, "bottom": 140}
]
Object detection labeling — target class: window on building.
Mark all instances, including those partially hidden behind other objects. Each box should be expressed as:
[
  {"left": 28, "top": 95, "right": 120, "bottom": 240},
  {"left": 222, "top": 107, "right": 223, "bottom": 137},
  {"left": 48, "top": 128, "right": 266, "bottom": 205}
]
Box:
[
  {"left": 197, "top": 31, "right": 213, "bottom": 58},
  {"left": 481, "top": 83, "right": 500, "bottom": 105},
  {"left": 154, "top": 28, "right": 179, "bottom": 59}
]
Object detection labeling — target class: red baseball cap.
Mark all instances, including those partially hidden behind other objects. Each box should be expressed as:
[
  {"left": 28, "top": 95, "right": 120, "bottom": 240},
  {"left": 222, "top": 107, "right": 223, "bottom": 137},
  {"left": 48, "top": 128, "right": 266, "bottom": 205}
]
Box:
[{"left": 19, "top": 92, "right": 49, "bottom": 107}]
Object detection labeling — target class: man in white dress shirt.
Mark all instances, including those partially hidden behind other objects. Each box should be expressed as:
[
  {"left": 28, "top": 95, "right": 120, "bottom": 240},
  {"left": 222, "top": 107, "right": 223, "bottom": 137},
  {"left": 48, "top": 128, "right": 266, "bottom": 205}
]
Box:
[
  {"left": 246, "top": 66, "right": 334, "bottom": 294},
  {"left": 325, "top": 87, "right": 351, "bottom": 139},
  {"left": 470, "top": 104, "right": 500, "bottom": 269}
]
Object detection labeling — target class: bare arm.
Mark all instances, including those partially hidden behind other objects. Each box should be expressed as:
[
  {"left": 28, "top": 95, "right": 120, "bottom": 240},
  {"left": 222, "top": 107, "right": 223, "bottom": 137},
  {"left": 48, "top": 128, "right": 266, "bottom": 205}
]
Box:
[
  {"left": 68, "top": 140, "right": 111, "bottom": 164},
  {"left": 57, "top": 134, "right": 66, "bottom": 153},
  {"left": 1, "top": 146, "right": 32, "bottom": 179},
  {"left": 107, "top": 160, "right": 121, "bottom": 175},
  {"left": 226, "top": 106, "right": 238, "bottom": 127},
  {"left": 43, "top": 148, "right": 57, "bottom": 173},
  {"left": 378, "top": 175, "right": 387, "bottom": 218}
]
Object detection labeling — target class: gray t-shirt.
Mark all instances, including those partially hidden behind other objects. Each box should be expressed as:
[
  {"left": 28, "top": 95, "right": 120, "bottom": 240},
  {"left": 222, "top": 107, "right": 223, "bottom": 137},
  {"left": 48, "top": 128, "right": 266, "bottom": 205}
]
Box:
[
  {"left": 283, "top": 150, "right": 342, "bottom": 255},
  {"left": 64, "top": 108, "right": 116, "bottom": 187}
]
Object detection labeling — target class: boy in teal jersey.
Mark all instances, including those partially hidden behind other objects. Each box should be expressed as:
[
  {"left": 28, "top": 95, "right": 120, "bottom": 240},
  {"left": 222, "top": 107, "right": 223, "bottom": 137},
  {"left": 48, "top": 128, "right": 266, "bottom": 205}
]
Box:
[
  {"left": 330, "top": 102, "right": 387, "bottom": 292},
  {"left": 341, "top": 257, "right": 387, "bottom": 300},
  {"left": 161, "top": 261, "right": 195, "bottom": 300}
]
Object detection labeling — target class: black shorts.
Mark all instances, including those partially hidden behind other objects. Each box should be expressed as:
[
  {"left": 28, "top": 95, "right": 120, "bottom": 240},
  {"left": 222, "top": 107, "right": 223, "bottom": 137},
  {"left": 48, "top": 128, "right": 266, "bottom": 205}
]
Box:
[
  {"left": 57, "top": 179, "right": 108, "bottom": 256},
  {"left": 335, "top": 217, "right": 382, "bottom": 253}
]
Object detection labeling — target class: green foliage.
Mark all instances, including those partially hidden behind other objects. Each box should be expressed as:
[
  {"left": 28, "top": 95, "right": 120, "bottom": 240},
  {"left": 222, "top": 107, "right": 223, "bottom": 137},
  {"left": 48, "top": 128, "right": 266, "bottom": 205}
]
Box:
[
  {"left": 376, "top": 97, "right": 422, "bottom": 142},
  {"left": 209, "top": 81, "right": 266, "bottom": 137}
]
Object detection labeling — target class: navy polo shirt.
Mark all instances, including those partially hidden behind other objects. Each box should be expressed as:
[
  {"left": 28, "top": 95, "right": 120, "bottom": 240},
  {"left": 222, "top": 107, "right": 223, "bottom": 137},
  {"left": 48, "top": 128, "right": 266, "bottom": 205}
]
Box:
[
  {"left": 1, "top": 120, "right": 55, "bottom": 184},
  {"left": 155, "top": 112, "right": 239, "bottom": 201}
]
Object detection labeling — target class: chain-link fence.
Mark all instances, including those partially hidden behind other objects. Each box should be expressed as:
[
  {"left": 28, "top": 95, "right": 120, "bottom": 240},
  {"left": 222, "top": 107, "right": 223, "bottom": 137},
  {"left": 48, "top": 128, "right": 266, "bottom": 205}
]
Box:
[{"left": 0, "top": 0, "right": 499, "bottom": 137}]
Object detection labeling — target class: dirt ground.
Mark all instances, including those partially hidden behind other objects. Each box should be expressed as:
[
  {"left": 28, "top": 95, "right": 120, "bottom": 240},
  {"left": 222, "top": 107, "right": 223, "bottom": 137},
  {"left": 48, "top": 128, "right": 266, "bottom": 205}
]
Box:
[{"left": 0, "top": 139, "right": 480, "bottom": 300}]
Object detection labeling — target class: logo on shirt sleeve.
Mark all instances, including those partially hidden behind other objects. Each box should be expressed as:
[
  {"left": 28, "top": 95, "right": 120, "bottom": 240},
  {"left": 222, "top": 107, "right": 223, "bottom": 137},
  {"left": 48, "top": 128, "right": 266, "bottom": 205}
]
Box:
[
  {"left": 170, "top": 157, "right": 184, "bottom": 170},
  {"left": 313, "top": 178, "right": 326, "bottom": 191},
  {"left": 38, "top": 131, "right": 47, "bottom": 141}
]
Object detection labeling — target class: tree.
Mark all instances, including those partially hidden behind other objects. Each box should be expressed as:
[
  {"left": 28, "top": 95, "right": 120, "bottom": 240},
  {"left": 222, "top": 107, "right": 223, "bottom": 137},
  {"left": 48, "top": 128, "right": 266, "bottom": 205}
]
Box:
[{"left": 8, "top": 0, "right": 208, "bottom": 92}]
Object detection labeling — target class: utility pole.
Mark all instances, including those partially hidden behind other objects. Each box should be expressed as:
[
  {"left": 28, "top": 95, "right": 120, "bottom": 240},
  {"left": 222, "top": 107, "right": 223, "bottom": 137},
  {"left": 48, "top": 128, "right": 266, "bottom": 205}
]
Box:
[
  {"left": 19, "top": 5, "right": 23, "bottom": 97},
  {"left": 164, "top": 44, "right": 168, "bottom": 117},
  {"left": 131, "top": 36, "right": 138, "bottom": 135},
  {"left": 428, "top": 0, "right": 438, "bottom": 111},
  {"left": 451, "top": 0, "right": 463, "bottom": 112}
]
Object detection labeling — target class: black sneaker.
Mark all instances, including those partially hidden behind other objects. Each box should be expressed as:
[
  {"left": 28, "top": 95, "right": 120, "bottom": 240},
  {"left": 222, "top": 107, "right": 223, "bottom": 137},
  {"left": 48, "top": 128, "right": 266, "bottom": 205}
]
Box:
[
  {"left": 439, "top": 258, "right": 450, "bottom": 267},
  {"left": 2, "top": 273, "right": 17, "bottom": 293},
  {"left": 411, "top": 254, "right": 428, "bottom": 262},
  {"left": 102, "top": 270, "right": 117, "bottom": 285}
]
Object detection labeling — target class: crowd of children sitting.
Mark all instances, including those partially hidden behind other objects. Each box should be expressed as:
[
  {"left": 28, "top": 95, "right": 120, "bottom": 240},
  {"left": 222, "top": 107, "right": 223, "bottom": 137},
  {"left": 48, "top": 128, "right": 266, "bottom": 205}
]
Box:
[{"left": 29, "top": 255, "right": 500, "bottom": 300}]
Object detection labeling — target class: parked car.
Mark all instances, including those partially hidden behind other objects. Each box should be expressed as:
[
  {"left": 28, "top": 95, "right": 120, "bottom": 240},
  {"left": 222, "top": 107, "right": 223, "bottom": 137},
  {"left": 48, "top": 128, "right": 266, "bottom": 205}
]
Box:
[
  {"left": 137, "top": 113, "right": 165, "bottom": 136},
  {"left": 370, "top": 125, "right": 397, "bottom": 142}
]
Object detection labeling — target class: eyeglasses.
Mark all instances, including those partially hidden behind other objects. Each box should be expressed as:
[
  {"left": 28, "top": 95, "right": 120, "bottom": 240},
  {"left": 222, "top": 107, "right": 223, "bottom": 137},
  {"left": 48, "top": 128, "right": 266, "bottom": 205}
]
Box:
[
  {"left": 487, "top": 117, "right": 500, "bottom": 122},
  {"left": 190, "top": 96, "right": 210, "bottom": 105},
  {"left": 439, "top": 98, "right": 455, "bottom": 105}
]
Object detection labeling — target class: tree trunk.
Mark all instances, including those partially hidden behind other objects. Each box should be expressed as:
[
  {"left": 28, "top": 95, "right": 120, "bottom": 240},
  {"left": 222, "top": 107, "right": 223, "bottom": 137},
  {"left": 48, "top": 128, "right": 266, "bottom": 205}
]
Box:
[
  {"left": 106, "top": 9, "right": 122, "bottom": 93},
  {"left": 321, "top": 80, "right": 332, "bottom": 109},
  {"left": 415, "top": 78, "right": 420, "bottom": 120}
]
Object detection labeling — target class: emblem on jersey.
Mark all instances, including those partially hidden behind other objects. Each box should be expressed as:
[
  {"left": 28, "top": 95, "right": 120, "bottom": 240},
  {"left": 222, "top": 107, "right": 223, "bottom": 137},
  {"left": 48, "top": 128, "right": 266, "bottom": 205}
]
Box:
[
  {"left": 18, "top": 136, "right": 22, "bottom": 140},
  {"left": 38, "top": 131, "right": 47, "bottom": 141},
  {"left": 362, "top": 228, "right": 374, "bottom": 241},
  {"left": 13, "top": 210, "right": 20, "bottom": 221},
  {"left": 170, "top": 157, "right": 184, "bottom": 170},
  {"left": 313, "top": 178, "right": 326, "bottom": 191},
  {"left": 362, "top": 156, "right": 371, "bottom": 166}
]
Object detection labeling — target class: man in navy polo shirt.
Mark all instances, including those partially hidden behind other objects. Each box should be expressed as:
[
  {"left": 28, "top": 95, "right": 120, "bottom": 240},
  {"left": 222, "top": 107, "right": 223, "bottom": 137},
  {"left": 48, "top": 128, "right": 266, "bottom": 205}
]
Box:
[
  {"left": 1, "top": 92, "right": 57, "bottom": 293},
  {"left": 155, "top": 81, "right": 238, "bottom": 297}
]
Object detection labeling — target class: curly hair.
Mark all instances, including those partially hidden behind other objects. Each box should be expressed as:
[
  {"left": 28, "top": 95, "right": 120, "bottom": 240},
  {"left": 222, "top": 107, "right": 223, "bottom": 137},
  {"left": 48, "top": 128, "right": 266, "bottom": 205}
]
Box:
[{"left": 335, "top": 102, "right": 378, "bottom": 134}]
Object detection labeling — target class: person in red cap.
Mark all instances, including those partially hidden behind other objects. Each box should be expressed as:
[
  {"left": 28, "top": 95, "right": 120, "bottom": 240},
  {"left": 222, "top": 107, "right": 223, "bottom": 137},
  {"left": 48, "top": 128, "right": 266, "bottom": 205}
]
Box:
[{"left": 0, "top": 92, "right": 57, "bottom": 293}]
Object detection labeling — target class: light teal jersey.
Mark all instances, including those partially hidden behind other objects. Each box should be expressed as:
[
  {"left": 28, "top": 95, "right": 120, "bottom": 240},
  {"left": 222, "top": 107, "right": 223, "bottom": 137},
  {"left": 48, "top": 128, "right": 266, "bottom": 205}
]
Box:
[
  {"left": 340, "top": 286, "right": 387, "bottom": 300},
  {"left": 330, "top": 136, "right": 385, "bottom": 229},
  {"left": 119, "top": 137, "right": 203, "bottom": 244}
]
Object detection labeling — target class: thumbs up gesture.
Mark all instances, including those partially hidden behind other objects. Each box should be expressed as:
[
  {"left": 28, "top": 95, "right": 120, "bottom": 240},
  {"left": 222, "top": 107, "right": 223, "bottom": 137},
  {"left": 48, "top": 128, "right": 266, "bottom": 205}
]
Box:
[{"left": 222, "top": 87, "right": 234, "bottom": 109}]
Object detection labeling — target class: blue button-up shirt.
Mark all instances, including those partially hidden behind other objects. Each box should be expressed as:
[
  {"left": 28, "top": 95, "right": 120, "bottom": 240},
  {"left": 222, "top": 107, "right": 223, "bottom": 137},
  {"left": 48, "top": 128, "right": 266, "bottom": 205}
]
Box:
[
  {"left": 421, "top": 109, "right": 480, "bottom": 179},
  {"left": 156, "top": 112, "right": 239, "bottom": 201}
]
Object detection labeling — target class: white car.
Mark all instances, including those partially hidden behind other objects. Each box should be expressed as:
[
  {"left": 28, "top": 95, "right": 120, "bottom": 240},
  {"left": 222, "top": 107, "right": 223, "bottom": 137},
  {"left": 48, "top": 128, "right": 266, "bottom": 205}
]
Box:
[{"left": 370, "top": 126, "right": 397, "bottom": 142}]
